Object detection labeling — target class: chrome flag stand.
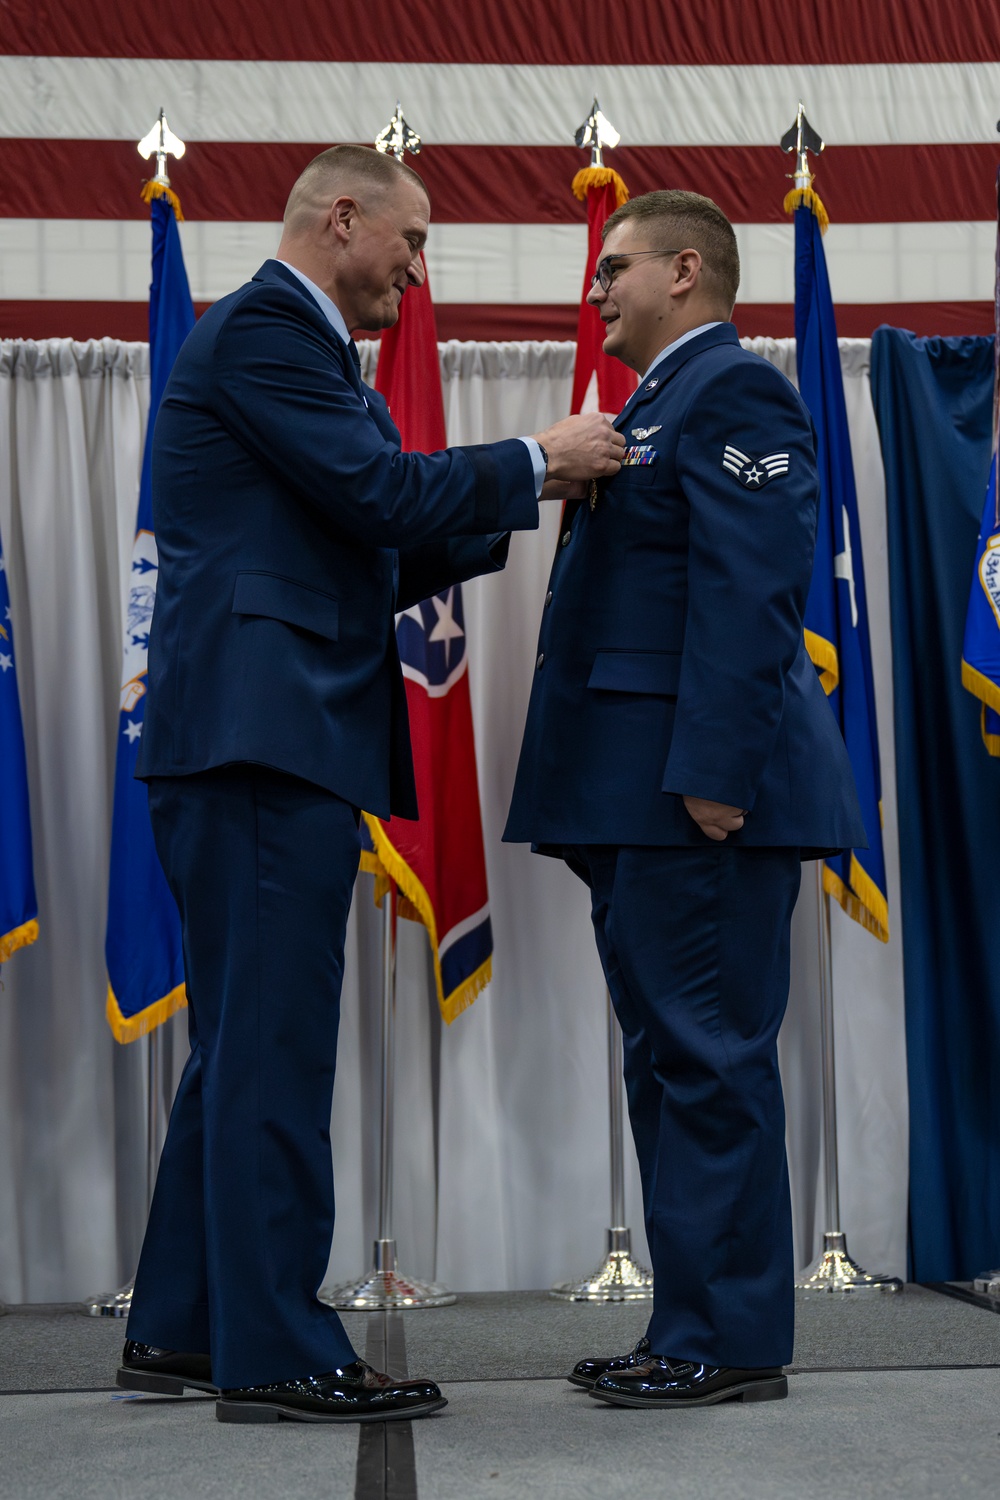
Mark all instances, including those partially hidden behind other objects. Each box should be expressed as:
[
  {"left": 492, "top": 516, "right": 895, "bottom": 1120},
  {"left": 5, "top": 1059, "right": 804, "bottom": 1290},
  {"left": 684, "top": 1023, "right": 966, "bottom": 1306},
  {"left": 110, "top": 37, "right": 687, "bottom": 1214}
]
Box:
[
  {"left": 85, "top": 1025, "right": 170, "bottom": 1316},
  {"left": 796, "top": 866, "right": 902, "bottom": 1293},
  {"left": 321, "top": 889, "right": 455, "bottom": 1310},
  {"left": 552, "top": 991, "right": 653, "bottom": 1301}
]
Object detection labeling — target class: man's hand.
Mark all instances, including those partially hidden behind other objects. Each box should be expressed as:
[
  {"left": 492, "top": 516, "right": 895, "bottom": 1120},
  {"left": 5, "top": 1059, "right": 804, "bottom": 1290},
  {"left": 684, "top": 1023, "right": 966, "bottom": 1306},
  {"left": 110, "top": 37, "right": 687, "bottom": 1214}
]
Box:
[
  {"left": 532, "top": 413, "right": 625, "bottom": 482},
  {"left": 683, "top": 796, "right": 747, "bottom": 842}
]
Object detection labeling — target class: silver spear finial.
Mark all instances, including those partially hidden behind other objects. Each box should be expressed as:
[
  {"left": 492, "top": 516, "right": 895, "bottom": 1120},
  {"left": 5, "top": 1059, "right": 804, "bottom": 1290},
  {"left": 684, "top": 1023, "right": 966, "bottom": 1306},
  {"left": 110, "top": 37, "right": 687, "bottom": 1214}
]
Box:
[
  {"left": 374, "top": 102, "right": 422, "bottom": 161},
  {"left": 137, "top": 109, "right": 186, "bottom": 188},
  {"left": 780, "top": 102, "right": 824, "bottom": 191},
  {"left": 574, "top": 98, "right": 620, "bottom": 169}
]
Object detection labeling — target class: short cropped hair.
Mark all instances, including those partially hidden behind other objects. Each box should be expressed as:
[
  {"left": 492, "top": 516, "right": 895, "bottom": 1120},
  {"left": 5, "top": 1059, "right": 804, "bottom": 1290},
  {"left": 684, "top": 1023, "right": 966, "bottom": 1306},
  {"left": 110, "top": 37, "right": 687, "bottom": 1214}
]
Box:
[
  {"left": 603, "top": 190, "right": 740, "bottom": 309},
  {"left": 284, "top": 145, "right": 428, "bottom": 231}
]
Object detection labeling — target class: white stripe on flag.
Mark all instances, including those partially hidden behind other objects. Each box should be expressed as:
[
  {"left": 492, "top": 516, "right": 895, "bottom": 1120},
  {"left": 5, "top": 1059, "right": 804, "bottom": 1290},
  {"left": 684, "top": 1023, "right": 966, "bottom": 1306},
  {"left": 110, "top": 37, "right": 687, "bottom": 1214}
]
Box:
[
  {"left": 0, "top": 219, "right": 994, "bottom": 306},
  {"left": 1, "top": 57, "right": 999, "bottom": 147},
  {"left": 439, "top": 901, "right": 491, "bottom": 959}
]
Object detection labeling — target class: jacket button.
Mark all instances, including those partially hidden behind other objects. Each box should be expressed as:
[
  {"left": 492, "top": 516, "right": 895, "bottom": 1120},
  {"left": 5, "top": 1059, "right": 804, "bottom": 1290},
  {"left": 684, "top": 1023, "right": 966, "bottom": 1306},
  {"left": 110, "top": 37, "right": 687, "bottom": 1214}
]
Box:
[
  {"left": 536, "top": 653, "right": 545, "bottom": 670},
  {"left": 561, "top": 530, "right": 571, "bottom": 547},
  {"left": 544, "top": 591, "right": 553, "bottom": 607}
]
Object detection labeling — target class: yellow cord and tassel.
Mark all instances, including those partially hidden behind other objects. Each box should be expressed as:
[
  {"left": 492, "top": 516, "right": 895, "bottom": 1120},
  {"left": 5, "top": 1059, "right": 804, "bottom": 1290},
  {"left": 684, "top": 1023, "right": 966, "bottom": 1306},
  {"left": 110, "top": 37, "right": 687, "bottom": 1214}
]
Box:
[
  {"left": 784, "top": 185, "right": 829, "bottom": 234},
  {"left": 572, "top": 166, "right": 629, "bottom": 209},
  {"left": 141, "top": 180, "right": 185, "bottom": 222}
]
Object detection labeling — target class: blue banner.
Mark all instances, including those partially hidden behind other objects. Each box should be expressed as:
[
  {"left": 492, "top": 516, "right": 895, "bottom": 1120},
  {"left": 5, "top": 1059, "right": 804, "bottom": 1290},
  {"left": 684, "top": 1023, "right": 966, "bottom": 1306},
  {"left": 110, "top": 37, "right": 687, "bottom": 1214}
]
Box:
[
  {"left": 794, "top": 202, "right": 888, "bottom": 941},
  {"left": 0, "top": 531, "right": 38, "bottom": 964},
  {"left": 961, "top": 168, "right": 1000, "bottom": 756},
  {"left": 105, "top": 194, "right": 194, "bottom": 1040}
]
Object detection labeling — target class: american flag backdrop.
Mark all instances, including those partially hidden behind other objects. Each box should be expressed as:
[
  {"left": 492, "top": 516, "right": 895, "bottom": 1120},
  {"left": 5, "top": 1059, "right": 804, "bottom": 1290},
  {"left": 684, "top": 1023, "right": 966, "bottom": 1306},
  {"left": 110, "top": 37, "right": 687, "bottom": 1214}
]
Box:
[{"left": 1, "top": 2, "right": 999, "bottom": 341}]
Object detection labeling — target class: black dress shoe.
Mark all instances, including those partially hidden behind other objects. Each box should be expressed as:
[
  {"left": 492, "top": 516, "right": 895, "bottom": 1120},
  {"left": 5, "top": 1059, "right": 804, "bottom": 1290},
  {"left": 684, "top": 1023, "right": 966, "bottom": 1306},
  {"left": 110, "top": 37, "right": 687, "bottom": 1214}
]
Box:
[
  {"left": 215, "top": 1360, "right": 447, "bottom": 1423},
  {"left": 117, "top": 1340, "right": 217, "bottom": 1394},
  {"left": 590, "top": 1356, "right": 787, "bottom": 1408},
  {"left": 568, "top": 1337, "right": 651, "bottom": 1389}
]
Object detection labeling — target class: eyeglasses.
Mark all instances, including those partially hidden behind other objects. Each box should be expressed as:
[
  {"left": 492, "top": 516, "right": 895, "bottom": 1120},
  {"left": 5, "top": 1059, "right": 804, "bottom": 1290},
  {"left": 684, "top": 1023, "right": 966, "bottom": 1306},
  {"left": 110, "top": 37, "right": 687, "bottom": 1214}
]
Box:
[{"left": 591, "top": 249, "right": 681, "bottom": 293}]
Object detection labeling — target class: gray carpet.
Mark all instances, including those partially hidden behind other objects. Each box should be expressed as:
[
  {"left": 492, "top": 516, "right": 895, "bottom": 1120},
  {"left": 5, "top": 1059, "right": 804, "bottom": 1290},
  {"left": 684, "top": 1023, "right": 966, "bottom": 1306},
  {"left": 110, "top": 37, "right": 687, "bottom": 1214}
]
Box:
[
  {"left": 3, "top": 1287, "right": 999, "bottom": 1393},
  {"left": 3, "top": 1370, "right": 999, "bottom": 1500}
]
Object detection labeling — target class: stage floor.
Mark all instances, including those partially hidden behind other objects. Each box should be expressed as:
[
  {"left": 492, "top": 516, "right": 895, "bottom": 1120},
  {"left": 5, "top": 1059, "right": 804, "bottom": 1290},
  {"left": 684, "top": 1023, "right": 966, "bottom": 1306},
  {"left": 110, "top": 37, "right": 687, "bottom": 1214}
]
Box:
[{"left": 2, "top": 1286, "right": 999, "bottom": 1498}]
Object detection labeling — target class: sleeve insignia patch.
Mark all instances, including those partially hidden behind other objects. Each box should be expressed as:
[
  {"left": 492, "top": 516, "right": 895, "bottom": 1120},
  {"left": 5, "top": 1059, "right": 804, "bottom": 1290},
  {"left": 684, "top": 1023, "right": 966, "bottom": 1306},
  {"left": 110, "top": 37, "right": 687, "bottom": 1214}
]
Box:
[{"left": 721, "top": 445, "right": 790, "bottom": 487}]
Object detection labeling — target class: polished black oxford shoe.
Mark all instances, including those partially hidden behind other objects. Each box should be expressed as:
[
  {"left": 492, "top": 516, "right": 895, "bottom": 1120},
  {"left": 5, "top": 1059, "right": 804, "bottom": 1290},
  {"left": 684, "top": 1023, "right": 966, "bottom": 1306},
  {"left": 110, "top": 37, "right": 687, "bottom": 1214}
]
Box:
[
  {"left": 215, "top": 1360, "right": 447, "bottom": 1423},
  {"left": 589, "top": 1356, "right": 787, "bottom": 1408},
  {"left": 117, "top": 1340, "right": 217, "bottom": 1394},
  {"left": 568, "top": 1337, "right": 651, "bottom": 1389}
]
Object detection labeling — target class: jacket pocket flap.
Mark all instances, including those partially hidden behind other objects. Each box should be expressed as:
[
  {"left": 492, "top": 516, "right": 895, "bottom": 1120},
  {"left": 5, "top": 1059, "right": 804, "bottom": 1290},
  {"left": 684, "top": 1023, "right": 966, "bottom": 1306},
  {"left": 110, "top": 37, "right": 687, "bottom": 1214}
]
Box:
[
  {"left": 587, "top": 649, "right": 681, "bottom": 696},
  {"left": 232, "top": 572, "right": 339, "bottom": 642}
]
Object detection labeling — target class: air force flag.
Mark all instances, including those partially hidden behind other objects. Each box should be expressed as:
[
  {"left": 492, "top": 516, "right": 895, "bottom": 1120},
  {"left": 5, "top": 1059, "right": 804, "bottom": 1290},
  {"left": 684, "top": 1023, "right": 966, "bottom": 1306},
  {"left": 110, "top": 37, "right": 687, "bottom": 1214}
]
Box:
[
  {"left": 794, "top": 198, "right": 889, "bottom": 942},
  {"left": 0, "top": 535, "right": 38, "bottom": 964},
  {"left": 105, "top": 194, "right": 194, "bottom": 1040}
]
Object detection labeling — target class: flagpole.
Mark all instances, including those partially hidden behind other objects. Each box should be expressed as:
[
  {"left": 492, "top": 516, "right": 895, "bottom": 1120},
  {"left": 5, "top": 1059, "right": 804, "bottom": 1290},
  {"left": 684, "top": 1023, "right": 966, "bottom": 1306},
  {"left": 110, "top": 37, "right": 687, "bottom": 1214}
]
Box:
[
  {"left": 795, "top": 864, "right": 902, "bottom": 1293},
  {"left": 321, "top": 883, "right": 456, "bottom": 1310},
  {"left": 85, "top": 1024, "right": 172, "bottom": 1316},
  {"left": 551, "top": 989, "right": 653, "bottom": 1301}
]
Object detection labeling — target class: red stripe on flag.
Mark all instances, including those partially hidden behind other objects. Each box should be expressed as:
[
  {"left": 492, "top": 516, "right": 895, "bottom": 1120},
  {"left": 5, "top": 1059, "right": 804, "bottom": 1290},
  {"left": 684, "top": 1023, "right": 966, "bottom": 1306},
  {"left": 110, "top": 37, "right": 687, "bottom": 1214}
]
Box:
[
  {"left": 3, "top": 140, "right": 1000, "bottom": 226},
  {"left": 3, "top": 0, "right": 998, "bottom": 65},
  {"left": 0, "top": 301, "right": 993, "bottom": 344}
]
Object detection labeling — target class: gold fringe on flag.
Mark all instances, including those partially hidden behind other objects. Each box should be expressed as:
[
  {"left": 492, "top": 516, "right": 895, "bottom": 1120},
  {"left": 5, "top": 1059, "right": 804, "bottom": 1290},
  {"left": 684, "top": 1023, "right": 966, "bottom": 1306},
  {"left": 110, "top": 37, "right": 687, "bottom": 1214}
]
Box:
[
  {"left": 783, "top": 185, "right": 829, "bottom": 234},
  {"left": 804, "top": 628, "right": 839, "bottom": 695},
  {"left": 141, "top": 180, "right": 185, "bottom": 222},
  {"left": 106, "top": 980, "right": 187, "bottom": 1044},
  {"left": 361, "top": 816, "right": 492, "bottom": 1025},
  {"left": 572, "top": 166, "right": 629, "bottom": 209},
  {"left": 961, "top": 659, "right": 1000, "bottom": 758},
  {"left": 823, "top": 855, "right": 890, "bottom": 943},
  {"left": 0, "top": 918, "right": 39, "bottom": 964}
]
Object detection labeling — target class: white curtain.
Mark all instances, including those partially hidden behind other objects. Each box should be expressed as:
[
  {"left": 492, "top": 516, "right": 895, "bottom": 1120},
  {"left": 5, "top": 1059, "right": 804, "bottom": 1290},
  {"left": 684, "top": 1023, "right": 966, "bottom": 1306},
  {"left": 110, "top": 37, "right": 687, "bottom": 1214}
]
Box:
[{"left": 0, "top": 336, "right": 908, "bottom": 1305}]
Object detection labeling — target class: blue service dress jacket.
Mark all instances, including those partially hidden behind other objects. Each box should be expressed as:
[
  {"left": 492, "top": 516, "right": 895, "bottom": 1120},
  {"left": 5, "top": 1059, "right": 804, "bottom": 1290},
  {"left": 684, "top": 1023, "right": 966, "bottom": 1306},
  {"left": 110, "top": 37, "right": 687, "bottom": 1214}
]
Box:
[
  {"left": 504, "top": 322, "right": 865, "bottom": 851},
  {"left": 136, "top": 260, "right": 538, "bottom": 818}
]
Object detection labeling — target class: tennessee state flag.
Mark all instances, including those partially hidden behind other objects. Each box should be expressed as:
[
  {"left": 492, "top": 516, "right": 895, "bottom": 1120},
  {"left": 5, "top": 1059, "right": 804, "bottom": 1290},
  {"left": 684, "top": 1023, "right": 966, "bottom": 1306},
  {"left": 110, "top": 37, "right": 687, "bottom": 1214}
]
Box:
[
  {"left": 569, "top": 165, "right": 636, "bottom": 416},
  {"left": 105, "top": 191, "right": 194, "bottom": 1040},
  {"left": 961, "top": 168, "right": 1000, "bottom": 756},
  {"left": 361, "top": 256, "right": 493, "bottom": 1024}
]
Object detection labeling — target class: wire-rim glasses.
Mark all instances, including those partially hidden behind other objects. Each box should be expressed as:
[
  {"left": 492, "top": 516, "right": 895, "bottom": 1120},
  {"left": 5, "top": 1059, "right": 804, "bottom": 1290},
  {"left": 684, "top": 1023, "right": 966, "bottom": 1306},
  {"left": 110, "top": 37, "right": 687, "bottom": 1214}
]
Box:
[{"left": 591, "top": 249, "right": 681, "bottom": 293}]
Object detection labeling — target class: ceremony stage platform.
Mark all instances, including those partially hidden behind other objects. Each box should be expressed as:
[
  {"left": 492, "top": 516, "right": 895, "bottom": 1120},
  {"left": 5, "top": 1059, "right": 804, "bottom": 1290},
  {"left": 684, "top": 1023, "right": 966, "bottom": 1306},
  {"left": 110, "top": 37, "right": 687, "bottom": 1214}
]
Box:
[{"left": 2, "top": 1286, "right": 999, "bottom": 1499}]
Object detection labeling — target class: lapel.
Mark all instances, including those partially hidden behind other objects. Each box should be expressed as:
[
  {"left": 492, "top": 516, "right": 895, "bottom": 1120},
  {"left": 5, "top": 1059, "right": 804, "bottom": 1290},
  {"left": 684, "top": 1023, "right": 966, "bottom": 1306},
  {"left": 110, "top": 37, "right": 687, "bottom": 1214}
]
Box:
[
  {"left": 253, "top": 259, "right": 367, "bottom": 400},
  {"left": 614, "top": 322, "right": 740, "bottom": 433}
]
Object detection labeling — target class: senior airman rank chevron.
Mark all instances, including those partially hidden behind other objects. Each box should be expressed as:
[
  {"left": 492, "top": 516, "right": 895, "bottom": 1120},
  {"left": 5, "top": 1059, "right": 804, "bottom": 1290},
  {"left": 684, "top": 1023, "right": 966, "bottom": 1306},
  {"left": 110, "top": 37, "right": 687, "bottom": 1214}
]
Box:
[
  {"left": 722, "top": 446, "right": 791, "bottom": 487},
  {"left": 105, "top": 189, "right": 194, "bottom": 1040}
]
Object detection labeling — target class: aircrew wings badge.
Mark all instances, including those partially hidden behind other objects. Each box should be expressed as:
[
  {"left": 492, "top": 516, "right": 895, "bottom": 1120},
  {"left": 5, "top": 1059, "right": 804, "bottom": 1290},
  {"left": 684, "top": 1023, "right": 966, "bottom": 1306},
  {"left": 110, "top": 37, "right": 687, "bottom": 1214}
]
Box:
[{"left": 721, "top": 445, "right": 790, "bottom": 488}]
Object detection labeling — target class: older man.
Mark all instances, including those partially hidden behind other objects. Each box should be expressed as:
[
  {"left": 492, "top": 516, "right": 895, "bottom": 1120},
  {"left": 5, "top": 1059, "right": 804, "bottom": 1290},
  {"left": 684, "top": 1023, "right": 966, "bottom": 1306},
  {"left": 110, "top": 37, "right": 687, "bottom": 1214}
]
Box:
[
  {"left": 505, "top": 191, "right": 864, "bottom": 1407},
  {"left": 116, "top": 144, "right": 623, "bottom": 1424}
]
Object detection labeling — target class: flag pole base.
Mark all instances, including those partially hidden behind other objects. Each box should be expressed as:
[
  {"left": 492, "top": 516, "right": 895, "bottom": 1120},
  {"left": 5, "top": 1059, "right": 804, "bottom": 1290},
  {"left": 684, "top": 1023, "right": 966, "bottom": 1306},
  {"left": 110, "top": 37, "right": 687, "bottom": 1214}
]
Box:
[
  {"left": 973, "top": 1270, "right": 1000, "bottom": 1298},
  {"left": 550, "top": 1226, "right": 654, "bottom": 1302},
  {"left": 84, "top": 1280, "right": 134, "bottom": 1317},
  {"left": 320, "top": 1240, "right": 457, "bottom": 1310},
  {"left": 795, "top": 1231, "right": 903, "bottom": 1293}
]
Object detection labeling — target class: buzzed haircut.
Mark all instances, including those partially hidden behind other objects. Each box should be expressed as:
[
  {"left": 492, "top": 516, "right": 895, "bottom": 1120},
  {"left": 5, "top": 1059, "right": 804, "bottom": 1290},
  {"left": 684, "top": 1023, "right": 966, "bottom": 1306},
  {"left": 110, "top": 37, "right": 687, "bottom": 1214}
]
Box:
[
  {"left": 283, "top": 144, "right": 428, "bottom": 232},
  {"left": 603, "top": 190, "right": 740, "bottom": 310}
]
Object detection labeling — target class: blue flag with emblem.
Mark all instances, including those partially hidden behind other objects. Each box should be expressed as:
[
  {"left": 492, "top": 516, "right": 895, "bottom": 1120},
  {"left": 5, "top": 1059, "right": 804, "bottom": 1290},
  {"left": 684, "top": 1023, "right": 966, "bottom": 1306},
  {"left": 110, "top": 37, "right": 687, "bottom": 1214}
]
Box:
[
  {"left": 0, "top": 530, "right": 38, "bottom": 965},
  {"left": 793, "top": 196, "right": 889, "bottom": 942},
  {"left": 960, "top": 168, "right": 1000, "bottom": 756},
  {"left": 105, "top": 192, "right": 194, "bottom": 1040}
]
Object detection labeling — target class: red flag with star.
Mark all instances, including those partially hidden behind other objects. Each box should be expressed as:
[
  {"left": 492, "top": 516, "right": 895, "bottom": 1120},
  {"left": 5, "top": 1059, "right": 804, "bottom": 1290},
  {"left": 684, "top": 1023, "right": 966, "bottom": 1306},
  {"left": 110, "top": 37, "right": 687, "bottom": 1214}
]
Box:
[{"left": 360, "top": 257, "right": 493, "bottom": 1023}]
